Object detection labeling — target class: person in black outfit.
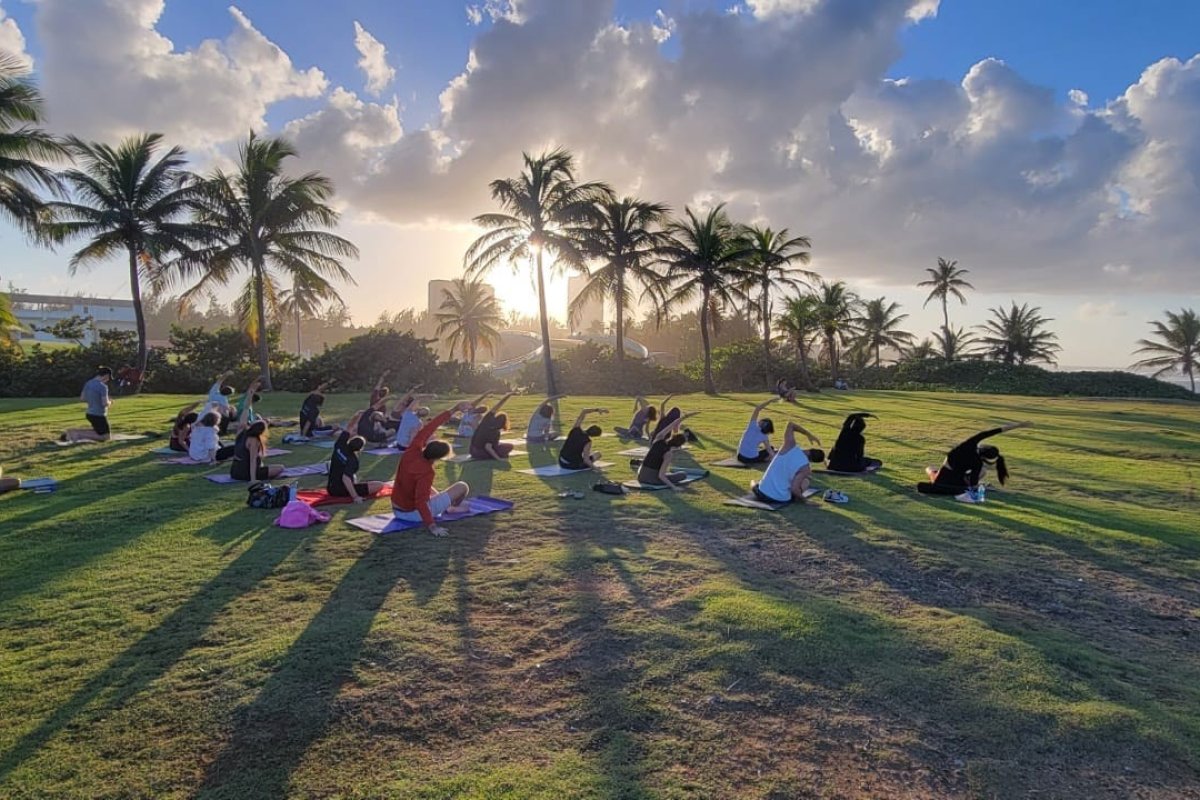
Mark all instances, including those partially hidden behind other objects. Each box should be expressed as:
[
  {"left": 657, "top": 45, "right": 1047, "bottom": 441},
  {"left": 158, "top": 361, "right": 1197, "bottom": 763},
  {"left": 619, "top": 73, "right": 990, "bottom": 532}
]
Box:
[
  {"left": 557, "top": 407, "right": 608, "bottom": 470},
  {"left": 917, "top": 421, "right": 1031, "bottom": 499},
  {"left": 229, "top": 421, "right": 284, "bottom": 482},
  {"left": 826, "top": 413, "right": 882, "bottom": 473},
  {"left": 470, "top": 392, "right": 516, "bottom": 460},
  {"left": 298, "top": 382, "right": 336, "bottom": 437},
  {"left": 328, "top": 432, "right": 386, "bottom": 501},
  {"left": 355, "top": 401, "right": 391, "bottom": 445}
]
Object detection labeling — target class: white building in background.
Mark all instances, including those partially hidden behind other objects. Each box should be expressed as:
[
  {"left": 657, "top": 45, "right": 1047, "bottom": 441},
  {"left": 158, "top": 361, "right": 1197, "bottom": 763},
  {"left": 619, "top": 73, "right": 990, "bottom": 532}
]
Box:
[
  {"left": 9, "top": 294, "right": 136, "bottom": 345},
  {"left": 427, "top": 279, "right": 496, "bottom": 315},
  {"left": 567, "top": 275, "right": 603, "bottom": 334}
]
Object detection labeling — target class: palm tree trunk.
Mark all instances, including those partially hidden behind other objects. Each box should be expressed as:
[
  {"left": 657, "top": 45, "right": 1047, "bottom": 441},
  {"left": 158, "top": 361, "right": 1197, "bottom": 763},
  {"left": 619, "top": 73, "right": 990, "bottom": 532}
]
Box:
[
  {"left": 614, "top": 272, "right": 626, "bottom": 371},
  {"left": 535, "top": 250, "right": 558, "bottom": 395},
  {"left": 127, "top": 246, "right": 149, "bottom": 388},
  {"left": 700, "top": 285, "right": 715, "bottom": 395},
  {"left": 253, "top": 262, "right": 273, "bottom": 390},
  {"left": 797, "top": 339, "right": 812, "bottom": 390},
  {"left": 295, "top": 307, "right": 302, "bottom": 355},
  {"left": 876, "top": 342, "right": 881, "bottom": 368},
  {"left": 761, "top": 279, "right": 772, "bottom": 386}
]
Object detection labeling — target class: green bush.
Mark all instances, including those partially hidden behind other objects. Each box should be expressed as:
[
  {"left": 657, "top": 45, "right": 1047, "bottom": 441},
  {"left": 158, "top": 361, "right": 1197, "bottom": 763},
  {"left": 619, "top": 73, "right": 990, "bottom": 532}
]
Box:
[
  {"left": 0, "top": 330, "right": 144, "bottom": 397},
  {"left": 518, "top": 341, "right": 699, "bottom": 395},
  {"left": 147, "top": 325, "right": 280, "bottom": 394}
]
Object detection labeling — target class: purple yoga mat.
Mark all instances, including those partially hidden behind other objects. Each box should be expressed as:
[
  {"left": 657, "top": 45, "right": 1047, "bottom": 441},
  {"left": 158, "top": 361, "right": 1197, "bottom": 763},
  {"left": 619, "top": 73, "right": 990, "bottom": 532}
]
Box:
[
  {"left": 204, "top": 463, "right": 328, "bottom": 484},
  {"left": 345, "top": 496, "right": 514, "bottom": 534}
]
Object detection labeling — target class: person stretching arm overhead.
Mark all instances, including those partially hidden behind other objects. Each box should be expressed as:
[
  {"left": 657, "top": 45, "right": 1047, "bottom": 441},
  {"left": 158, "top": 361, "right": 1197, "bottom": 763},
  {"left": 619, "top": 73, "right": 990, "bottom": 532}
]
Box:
[
  {"left": 736, "top": 398, "right": 778, "bottom": 464},
  {"left": 526, "top": 394, "right": 567, "bottom": 443},
  {"left": 456, "top": 392, "right": 492, "bottom": 439},
  {"left": 557, "top": 407, "right": 608, "bottom": 470},
  {"left": 469, "top": 392, "right": 517, "bottom": 461},
  {"left": 327, "top": 431, "right": 386, "bottom": 502},
  {"left": 919, "top": 421, "right": 1032, "bottom": 502},
  {"left": 392, "top": 401, "right": 475, "bottom": 536},
  {"left": 753, "top": 421, "right": 824, "bottom": 504}
]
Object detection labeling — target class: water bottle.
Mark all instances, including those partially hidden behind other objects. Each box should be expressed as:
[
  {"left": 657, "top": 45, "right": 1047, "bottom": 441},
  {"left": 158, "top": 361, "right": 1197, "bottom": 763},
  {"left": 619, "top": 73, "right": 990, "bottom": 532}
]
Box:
[{"left": 975, "top": 485, "right": 987, "bottom": 503}]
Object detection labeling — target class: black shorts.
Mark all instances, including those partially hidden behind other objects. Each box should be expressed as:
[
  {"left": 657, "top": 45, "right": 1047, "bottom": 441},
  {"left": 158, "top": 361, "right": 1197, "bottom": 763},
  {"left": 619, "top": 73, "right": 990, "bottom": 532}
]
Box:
[
  {"left": 753, "top": 485, "right": 790, "bottom": 504},
  {"left": 737, "top": 450, "right": 771, "bottom": 465},
  {"left": 231, "top": 463, "right": 270, "bottom": 482},
  {"left": 86, "top": 414, "right": 110, "bottom": 436},
  {"left": 559, "top": 458, "right": 588, "bottom": 471}
]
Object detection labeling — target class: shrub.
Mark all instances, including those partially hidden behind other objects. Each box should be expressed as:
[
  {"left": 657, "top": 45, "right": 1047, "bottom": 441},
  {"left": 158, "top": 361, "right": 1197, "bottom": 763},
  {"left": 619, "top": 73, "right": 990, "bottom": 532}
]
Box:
[{"left": 518, "top": 342, "right": 699, "bottom": 395}]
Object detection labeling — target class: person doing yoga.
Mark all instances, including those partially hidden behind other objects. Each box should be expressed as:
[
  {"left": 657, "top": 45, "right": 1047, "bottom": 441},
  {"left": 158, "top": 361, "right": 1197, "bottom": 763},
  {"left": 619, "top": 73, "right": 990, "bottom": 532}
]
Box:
[
  {"left": 637, "top": 411, "right": 700, "bottom": 491},
  {"left": 229, "top": 419, "right": 284, "bottom": 482},
  {"left": 298, "top": 382, "right": 337, "bottom": 438},
  {"left": 232, "top": 377, "right": 263, "bottom": 433},
  {"left": 526, "top": 394, "right": 567, "bottom": 443},
  {"left": 826, "top": 413, "right": 882, "bottom": 473},
  {"left": 615, "top": 396, "right": 658, "bottom": 440},
  {"left": 649, "top": 395, "right": 699, "bottom": 443},
  {"left": 736, "top": 398, "right": 779, "bottom": 464},
  {"left": 918, "top": 421, "right": 1032, "bottom": 502},
  {"left": 189, "top": 410, "right": 235, "bottom": 464},
  {"left": 470, "top": 392, "right": 517, "bottom": 460},
  {"left": 206, "top": 371, "right": 236, "bottom": 434},
  {"left": 168, "top": 402, "right": 200, "bottom": 452},
  {"left": 557, "top": 407, "right": 608, "bottom": 470},
  {"left": 392, "top": 401, "right": 476, "bottom": 537},
  {"left": 61, "top": 366, "right": 113, "bottom": 443},
  {"left": 327, "top": 431, "right": 386, "bottom": 502},
  {"left": 751, "top": 421, "right": 823, "bottom": 504},
  {"left": 393, "top": 388, "right": 436, "bottom": 449},
  {"left": 775, "top": 378, "right": 799, "bottom": 404}
]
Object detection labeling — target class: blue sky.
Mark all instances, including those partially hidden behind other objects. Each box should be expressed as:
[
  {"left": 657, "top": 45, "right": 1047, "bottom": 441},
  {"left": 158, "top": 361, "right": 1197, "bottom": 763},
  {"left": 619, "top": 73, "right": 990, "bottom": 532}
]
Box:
[{"left": 2, "top": 0, "right": 1198, "bottom": 366}]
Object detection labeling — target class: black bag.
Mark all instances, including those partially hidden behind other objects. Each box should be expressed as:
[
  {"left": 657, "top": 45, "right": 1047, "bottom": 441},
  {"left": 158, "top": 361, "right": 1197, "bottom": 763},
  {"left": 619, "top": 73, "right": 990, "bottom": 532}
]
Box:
[
  {"left": 593, "top": 480, "right": 626, "bottom": 495},
  {"left": 247, "top": 481, "right": 291, "bottom": 509}
]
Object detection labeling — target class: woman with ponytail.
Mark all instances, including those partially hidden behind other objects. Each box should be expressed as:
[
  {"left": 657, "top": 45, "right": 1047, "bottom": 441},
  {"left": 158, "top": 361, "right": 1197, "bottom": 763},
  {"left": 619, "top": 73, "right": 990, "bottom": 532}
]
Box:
[{"left": 918, "top": 421, "right": 1032, "bottom": 502}]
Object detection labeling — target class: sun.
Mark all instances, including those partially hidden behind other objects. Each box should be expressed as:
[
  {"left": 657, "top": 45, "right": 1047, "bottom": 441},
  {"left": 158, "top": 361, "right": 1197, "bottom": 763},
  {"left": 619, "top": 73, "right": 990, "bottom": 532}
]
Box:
[{"left": 485, "top": 263, "right": 570, "bottom": 324}]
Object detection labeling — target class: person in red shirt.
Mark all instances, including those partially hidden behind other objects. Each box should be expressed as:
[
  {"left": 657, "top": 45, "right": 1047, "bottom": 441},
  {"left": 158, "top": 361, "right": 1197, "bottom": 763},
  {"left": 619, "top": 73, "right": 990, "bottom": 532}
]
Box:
[{"left": 392, "top": 401, "right": 474, "bottom": 536}]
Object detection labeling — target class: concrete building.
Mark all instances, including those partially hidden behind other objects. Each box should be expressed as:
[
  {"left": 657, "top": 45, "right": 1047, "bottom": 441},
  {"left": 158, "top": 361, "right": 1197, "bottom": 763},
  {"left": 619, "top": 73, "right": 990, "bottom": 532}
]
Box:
[
  {"left": 567, "top": 275, "right": 604, "bottom": 334},
  {"left": 427, "top": 279, "right": 496, "bottom": 315},
  {"left": 9, "top": 293, "right": 136, "bottom": 345}
]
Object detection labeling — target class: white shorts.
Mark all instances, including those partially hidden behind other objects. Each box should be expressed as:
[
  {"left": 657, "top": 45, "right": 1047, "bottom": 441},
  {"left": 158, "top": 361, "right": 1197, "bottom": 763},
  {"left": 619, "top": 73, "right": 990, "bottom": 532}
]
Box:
[{"left": 392, "top": 490, "right": 454, "bottom": 522}]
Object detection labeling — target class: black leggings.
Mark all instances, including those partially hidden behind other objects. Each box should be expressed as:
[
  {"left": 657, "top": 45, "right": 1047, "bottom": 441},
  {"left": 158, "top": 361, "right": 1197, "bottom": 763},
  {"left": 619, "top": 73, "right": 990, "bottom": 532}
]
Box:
[
  {"left": 737, "top": 450, "right": 771, "bottom": 465},
  {"left": 917, "top": 481, "right": 969, "bottom": 496}
]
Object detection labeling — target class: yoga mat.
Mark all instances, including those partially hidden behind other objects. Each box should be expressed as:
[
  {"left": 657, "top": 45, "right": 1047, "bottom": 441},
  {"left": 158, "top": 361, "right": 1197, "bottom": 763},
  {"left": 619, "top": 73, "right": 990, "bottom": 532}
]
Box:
[
  {"left": 617, "top": 445, "right": 692, "bottom": 458},
  {"left": 726, "top": 488, "right": 820, "bottom": 509},
  {"left": 204, "top": 463, "right": 328, "bottom": 484},
  {"left": 621, "top": 471, "right": 708, "bottom": 491},
  {"left": 365, "top": 447, "right": 404, "bottom": 456},
  {"left": 711, "top": 457, "right": 769, "bottom": 469},
  {"left": 54, "top": 433, "right": 147, "bottom": 446},
  {"left": 447, "top": 451, "right": 528, "bottom": 464},
  {"left": 297, "top": 439, "right": 338, "bottom": 449},
  {"left": 517, "top": 461, "right": 614, "bottom": 477},
  {"left": 19, "top": 477, "right": 58, "bottom": 492},
  {"left": 157, "top": 447, "right": 289, "bottom": 460},
  {"left": 297, "top": 483, "right": 393, "bottom": 507},
  {"left": 346, "top": 496, "right": 514, "bottom": 534},
  {"left": 815, "top": 463, "right": 883, "bottom": 476}
]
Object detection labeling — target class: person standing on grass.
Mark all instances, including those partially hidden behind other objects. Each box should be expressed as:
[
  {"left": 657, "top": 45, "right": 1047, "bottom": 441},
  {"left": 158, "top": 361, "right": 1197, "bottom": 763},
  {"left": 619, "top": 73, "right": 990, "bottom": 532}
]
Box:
[
  {"left": 61, "top": 366, "right": 113, "bottom": 443},
  {"left": 736, "top": 397, "right": 779, "bottom": 465},
  {"left": 392, "top": 401, "right": 475, "bottom": 536},
  {"left": 751, "top": 421, "right": 823, "bottom": 505}
]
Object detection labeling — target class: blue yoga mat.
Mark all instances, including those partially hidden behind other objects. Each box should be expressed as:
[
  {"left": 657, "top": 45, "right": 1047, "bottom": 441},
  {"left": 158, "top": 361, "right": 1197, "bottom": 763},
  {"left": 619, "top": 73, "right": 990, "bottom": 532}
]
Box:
[{"left": 345, "top": 496, "right": 514, "bottom": 534}]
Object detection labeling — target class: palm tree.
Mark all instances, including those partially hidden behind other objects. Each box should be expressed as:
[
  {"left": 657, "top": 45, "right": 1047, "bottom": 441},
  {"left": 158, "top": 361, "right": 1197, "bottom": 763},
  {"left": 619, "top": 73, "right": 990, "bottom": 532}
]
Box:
[
  {"left": 0, "top": 52, "right": 66, "bottom": 237},
  {"left": 853, "top": 297, "right": 914, "bottom": 367},
  {"left": 1132, "top": 308, "right": 1199, "bottom": 393},
  {"left": 657, "top": 204, "right": 755, "bottom": 393},
  {"left": 573, "top": 194, "right": 669, "bottom": 368},
  {"left": 465, "top": 148, "right": 609, "bottom": 395},
  {"left": 0, "top": 288, "right": 22, "bottom": 348},
  {"left": 161, "top": 132, "right": 358, "bottom": 389},
  {"left": 918, "top": 257, "right": 974, "bottom": 360},
  {"left": 740, "top": 225, "right": 813, "bottom": 378},
  {"left": 813, "top": 280, "right": 859, "bottom": 379},
  {"left": 435, "top": 277, "right": 504, "bottom": 367},
  {"left": 777, "top": 294, "right": 820, "bottom": 389},
  {"left": 903, "top": 338, "right": 938, "bottom": 362},
  {"left": 976, "top": 302, "right": 1061, "bottom": 366},
  {"left": 280, "top": 270, "right": 343, "bottom": 355},
  {"left": 932, "top": 324, "right": 976, "bottom": 362},
  {"left": 46, "top": 134, "right": 203, "bottom": 378}
]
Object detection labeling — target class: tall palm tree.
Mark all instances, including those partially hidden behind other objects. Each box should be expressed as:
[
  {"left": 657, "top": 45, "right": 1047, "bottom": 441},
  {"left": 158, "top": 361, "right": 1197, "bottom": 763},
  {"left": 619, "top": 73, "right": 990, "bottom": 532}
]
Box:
[
  {"left": 853, "top": 297, "right": 914, "bottom": 367},
  {"left": 976, "top": 302, "right": 1060, "bottom": 366},
  {"left": 740, "top": 225, "right": 814, "bottom": 378},
  {"left": 573, "top": 194, "right": 669, "bottom": 368},
  {"left": 46, "top": 134, "right": 203, "bottom": 378},
  {"left": 658, "top": 204, "right": 755, "bottom": 394},
  {"left": 918, "top": 257, "right": 974, "bottom": 360},
  {"left": 280, "top": 270, "right": 343, "bottom": 355},
  {"left": 0, "top": 288, "right": 22, "bottom": 348},
  {"left": 1132, "top": 308, "right": 1199, "bottom": 393},
  {"left": 160, "top": 132, "right": 358, "bottom": 388},
  {"left": 777, "top": 293, "right": 820, "bottom": 389},
  {"left": 813, "top": 280, "right": 859, "bottom": 379},
  {"left": 435, "top": 277, "right": 504, "bottom": 367},
  {"left": 932, "top": 324, "right": 976, "bottom": 362},
  {"left": 0, "top": 52, "right": 66, "bottom": 237},
  {"left": 465, "top": 148, "right": 609, "bottom": 395}
]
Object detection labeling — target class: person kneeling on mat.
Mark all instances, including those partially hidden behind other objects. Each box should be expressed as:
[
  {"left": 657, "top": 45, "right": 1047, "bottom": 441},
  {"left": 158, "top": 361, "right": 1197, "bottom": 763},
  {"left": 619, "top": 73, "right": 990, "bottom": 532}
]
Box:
[
  {"left": 751, "top": 421, "right": 823, "bottom": 504},
  {"left": 61, "top": 366, "right": 113, "bottom": 443},
  {"left": 558, "top": 407, "right": 608, "bottom": 470},
  {"left": 826, "top": 413, "right": 882, "bottom": 473},
  {"left": 392, "top": 401, "right": 476, "bottom": 537},
  {"left": 328, "top": 431, "right": 386, "bottom": 503},
  {"left": 637, "top": 412, "right": 699, "bottom": 492},
  {"left": 736, "top": 397, "right": 778, "bottom": 464},
  {"left": 918, "top": 421, "right": 1031, "bottom": 502}
]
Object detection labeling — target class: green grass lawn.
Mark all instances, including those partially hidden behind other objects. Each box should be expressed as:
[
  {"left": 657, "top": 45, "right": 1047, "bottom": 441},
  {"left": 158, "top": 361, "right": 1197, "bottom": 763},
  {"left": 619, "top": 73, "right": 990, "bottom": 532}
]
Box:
[{"left": 1, "top": 390, "right": 1198, "bottom": 799}]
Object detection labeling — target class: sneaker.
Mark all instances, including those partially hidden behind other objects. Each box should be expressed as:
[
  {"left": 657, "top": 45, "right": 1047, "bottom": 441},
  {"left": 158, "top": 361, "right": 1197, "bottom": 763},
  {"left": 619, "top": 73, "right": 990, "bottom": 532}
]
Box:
[
  {"left": 955, "top": 491, "right": 979, "bottom": 504},
  {"left": 823, "top": 489, "right": 849, "bottom": 504}
]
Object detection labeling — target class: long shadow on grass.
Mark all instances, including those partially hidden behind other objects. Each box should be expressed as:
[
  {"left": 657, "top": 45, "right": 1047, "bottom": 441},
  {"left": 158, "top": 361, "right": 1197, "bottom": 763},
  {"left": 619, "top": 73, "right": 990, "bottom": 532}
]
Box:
[{"left": 0, "top": 509, "right": 309, "bottom": 781}]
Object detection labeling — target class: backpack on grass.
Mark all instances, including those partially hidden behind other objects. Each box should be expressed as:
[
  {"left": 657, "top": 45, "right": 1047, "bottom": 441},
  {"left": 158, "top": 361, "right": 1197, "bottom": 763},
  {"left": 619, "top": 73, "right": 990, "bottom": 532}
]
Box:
[{"left": 247, "top": 481, "right": 292, "bottom": 509}]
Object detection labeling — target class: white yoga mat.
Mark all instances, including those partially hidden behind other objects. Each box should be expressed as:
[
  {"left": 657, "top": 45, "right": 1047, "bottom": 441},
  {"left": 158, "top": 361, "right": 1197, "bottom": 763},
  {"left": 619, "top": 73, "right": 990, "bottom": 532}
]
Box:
[{"left": 517, "top": 461, "right": 614, "bottom": 477}]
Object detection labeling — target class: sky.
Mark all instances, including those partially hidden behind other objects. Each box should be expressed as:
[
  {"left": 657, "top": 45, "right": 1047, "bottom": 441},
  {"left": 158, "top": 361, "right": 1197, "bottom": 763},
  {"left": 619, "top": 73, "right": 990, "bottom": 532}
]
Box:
[{"left": 1, "top": 0, "right": 1199, "bottom": 367}]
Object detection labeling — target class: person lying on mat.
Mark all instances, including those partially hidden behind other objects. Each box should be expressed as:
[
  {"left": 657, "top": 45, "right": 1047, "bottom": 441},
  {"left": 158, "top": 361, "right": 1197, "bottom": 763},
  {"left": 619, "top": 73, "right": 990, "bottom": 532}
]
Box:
[
  {"left": 526, "top": 393, "right": 567, "bottom": 443},
  {"left": 455, "top": 392, "right": 491, "bottom": 440},
  {"left": 394, "top": 390, "right": 437, "bottom": 449},
  {"left": 751, "top": 421, "right": 824, "bottom": 505},
  {"left": 327, "top": 431, "right": 387, "bottom": 503},
  {"left": 736, "top": 397, "right": 778, "bottom": 464},
  {"left": 190, "top": 410, "right": 236, "bottom": 464},
  {"left": 207, "top": 370, "right": 236, "bottom": 434},
  {"left": 826, "top": 413, "right": 882, "bottom": 473},
  {"left": 615, "top": 395, "right": 657, "bottom": 440},
  {"left": 470, "top": 392, "right": 517, "bottom": 461},
  {"left": 298, "top": 381, "right": 338, "bottom": 438},
  {"left": 392, "top": 400, "right": 476, "bottom": 537},
  {"left": 557, "top": 407, "right": 608, "bottom": 470},
  {"left": 637, "top": 412, "right": 700, "bottom": 491},
  {"left": 918, "top": 421, "right": 1031, "bottom": 502},
  {"left": 168, "top": 402, "right": 201, "bottom": 453},
  {"left": 229, "top": 420, "right": 284, "bottom": 482},
  {"left": 61, "top": 366, "right": 114, "bottom": 443}
]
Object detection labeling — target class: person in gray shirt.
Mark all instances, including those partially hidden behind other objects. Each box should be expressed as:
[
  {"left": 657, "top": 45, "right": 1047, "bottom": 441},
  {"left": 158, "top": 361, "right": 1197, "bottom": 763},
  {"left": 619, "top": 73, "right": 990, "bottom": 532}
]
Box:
[{"left": 61, "top": 366, "right": 113, "bottom": 443}]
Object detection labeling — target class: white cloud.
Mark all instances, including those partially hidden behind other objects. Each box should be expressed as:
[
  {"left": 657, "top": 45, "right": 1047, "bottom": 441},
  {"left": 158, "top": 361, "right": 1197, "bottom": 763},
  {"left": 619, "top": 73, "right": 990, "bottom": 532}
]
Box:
[
  {"left": 1068, "top": 88, "right": 1089, "bottom": 106},
  {"left": 1076, "top": 300, "right": 1128, "bottom": 319},
  {"left": 353, "top": 21, "right": 395, "bottom": 96},
  {"left": 0, "top": 2, "right": 31, "bottom": 70},
  {"left": 906, "top": 0, "right": 940, "bottom": 22},
  {"left": 35, "top": 1, "right": 326, "bottom": 153}
]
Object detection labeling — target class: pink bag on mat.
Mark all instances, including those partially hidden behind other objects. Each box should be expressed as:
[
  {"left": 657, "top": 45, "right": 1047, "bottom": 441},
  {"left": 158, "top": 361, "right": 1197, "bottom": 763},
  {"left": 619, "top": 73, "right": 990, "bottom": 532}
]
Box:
[{"left": 274, "top": 500, "right": 331, "bottom": 528}]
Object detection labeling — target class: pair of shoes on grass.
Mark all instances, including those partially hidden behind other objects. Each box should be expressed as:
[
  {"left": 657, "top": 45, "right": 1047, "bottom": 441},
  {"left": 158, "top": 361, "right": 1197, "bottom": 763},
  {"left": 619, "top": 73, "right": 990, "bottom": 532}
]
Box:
[{"left": 557, "top": 490, "right": 585, "bottom": 500}]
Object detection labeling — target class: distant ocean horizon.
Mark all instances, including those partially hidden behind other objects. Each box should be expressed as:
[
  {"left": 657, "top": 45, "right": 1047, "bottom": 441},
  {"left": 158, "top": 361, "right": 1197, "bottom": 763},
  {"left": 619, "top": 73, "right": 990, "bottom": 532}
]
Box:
[{"left": 1053, "top": 365, "right": 1196, "bottom": 393}]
